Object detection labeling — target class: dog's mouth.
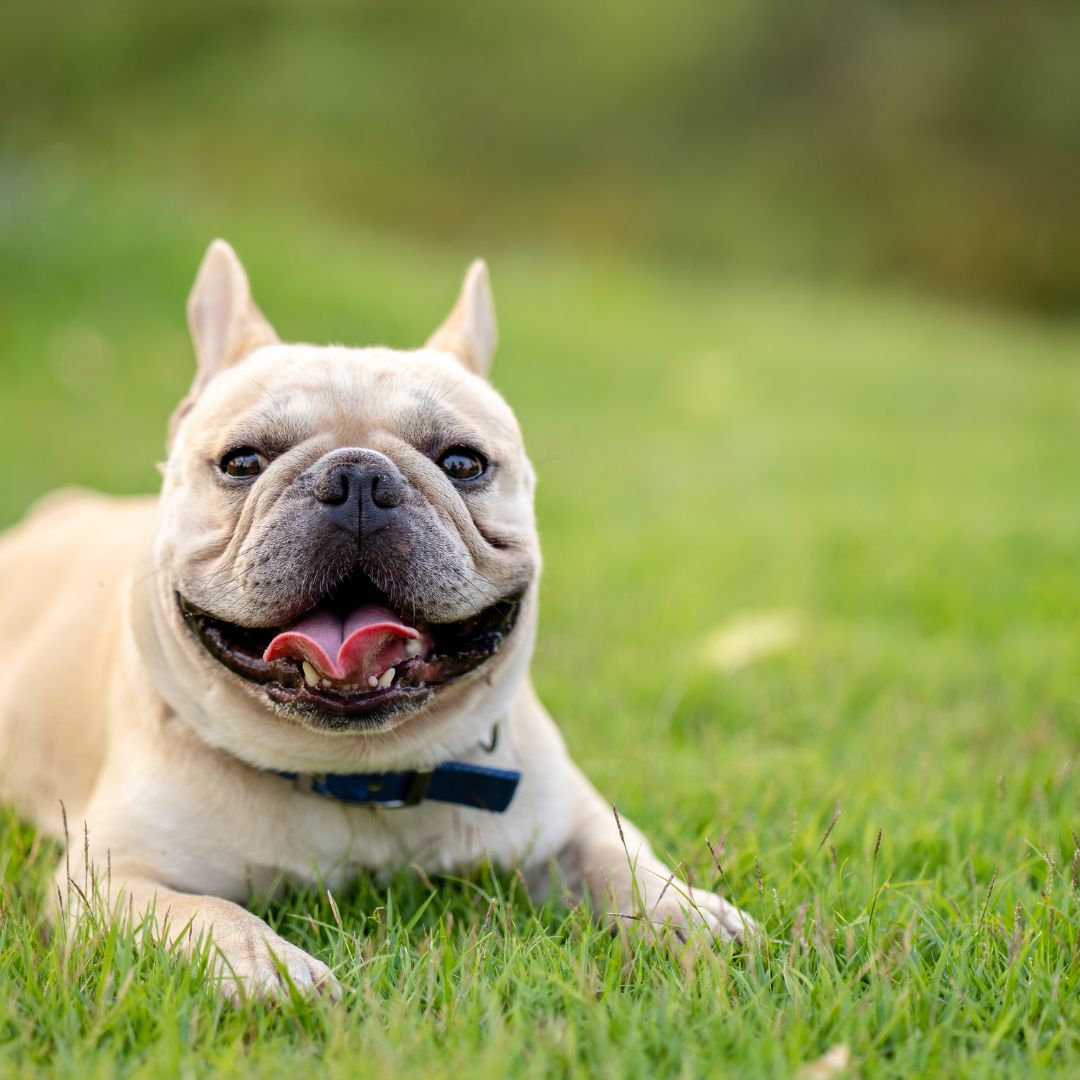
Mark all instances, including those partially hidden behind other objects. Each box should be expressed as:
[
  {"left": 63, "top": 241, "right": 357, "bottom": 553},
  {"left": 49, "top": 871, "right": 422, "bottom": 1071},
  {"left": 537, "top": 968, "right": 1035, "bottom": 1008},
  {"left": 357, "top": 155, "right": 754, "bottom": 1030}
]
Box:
[{"left": 178, "top": 575, "right": 525, "bottom": 721}]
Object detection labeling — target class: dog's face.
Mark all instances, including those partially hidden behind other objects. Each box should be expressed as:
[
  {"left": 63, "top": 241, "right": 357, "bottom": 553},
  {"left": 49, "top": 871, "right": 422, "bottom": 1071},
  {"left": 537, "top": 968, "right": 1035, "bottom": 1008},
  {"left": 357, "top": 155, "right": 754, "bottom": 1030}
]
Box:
[{"left": 149, "top": 242, "right": 539, "bottom": 749}]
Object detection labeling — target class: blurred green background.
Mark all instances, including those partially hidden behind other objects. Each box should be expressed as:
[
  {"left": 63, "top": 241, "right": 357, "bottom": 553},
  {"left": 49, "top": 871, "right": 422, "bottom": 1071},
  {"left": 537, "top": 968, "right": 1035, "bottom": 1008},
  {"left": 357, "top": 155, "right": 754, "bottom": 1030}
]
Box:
[
  {"left": 3, "top": 4, "right": 1080, "bottom": 1073},
  {"left": 4, "top": 0, "right": 1080, "bottom": 312}
]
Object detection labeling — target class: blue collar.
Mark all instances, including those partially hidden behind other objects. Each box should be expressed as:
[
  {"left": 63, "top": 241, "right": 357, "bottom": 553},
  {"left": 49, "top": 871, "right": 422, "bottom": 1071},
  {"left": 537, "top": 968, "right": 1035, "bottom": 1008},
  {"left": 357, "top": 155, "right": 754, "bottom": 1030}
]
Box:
[{"left": 275, "top": 759, "right": 521, "bottom": 813}]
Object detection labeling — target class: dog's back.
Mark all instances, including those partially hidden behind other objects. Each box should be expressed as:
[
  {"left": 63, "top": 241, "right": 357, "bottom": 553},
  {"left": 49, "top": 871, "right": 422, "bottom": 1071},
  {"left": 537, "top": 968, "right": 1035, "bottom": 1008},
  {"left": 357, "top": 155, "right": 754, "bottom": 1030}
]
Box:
[{"left": 0, "top": 490, "right": 157, "bottom": 833}]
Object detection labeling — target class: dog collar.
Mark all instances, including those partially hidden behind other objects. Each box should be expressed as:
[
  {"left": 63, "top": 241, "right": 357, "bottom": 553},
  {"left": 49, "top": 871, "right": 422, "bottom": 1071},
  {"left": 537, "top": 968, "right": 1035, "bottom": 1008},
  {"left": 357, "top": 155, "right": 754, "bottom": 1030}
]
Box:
[{"left": 275, "top": 760, "right": 521, "bottom": 813}]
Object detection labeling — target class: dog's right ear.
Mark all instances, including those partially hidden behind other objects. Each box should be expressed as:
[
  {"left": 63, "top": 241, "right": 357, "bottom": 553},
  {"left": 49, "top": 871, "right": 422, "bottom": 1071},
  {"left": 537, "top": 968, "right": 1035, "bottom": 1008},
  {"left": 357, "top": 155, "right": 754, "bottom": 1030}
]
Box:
[
  {"left": 187, "top": 239, "right": 279, "bottom": 381},
  {"left": 169, "top": 240, "right": 279, "bottom": 447}
]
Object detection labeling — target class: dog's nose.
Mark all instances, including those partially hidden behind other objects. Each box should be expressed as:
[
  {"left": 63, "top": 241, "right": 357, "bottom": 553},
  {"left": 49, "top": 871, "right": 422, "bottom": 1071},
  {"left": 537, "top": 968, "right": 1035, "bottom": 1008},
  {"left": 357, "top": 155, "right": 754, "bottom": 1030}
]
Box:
[{"left": 313, "top": 455, "right": 406, "bottom": 538}]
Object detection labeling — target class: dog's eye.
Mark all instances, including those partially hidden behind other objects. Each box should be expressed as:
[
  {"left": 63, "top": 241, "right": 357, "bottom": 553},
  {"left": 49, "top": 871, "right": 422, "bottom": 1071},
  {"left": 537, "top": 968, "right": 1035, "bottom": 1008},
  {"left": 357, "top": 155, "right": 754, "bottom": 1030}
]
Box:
[
  {"left": 438, "top": 447, "right": 487, "bottom": 482},
  {"left": 220, "top": 447, "right": 267, "bottom": 479}
]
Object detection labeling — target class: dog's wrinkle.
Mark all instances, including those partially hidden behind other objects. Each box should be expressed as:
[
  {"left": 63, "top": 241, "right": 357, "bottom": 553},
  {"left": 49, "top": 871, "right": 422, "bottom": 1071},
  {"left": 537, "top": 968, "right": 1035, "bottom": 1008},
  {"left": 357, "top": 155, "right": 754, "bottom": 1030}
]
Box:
[
  {"left": 194, "top": 513, "right": 355, "bottom": 626},
  {"left": 402, "top": 375, "right": 476, "bottom": 443},
  {"left": 474, "top": 521, "right": 516, "bottom": 551},
  {"left": 220, "top": 403, "right": 313, "bottom": 463}
]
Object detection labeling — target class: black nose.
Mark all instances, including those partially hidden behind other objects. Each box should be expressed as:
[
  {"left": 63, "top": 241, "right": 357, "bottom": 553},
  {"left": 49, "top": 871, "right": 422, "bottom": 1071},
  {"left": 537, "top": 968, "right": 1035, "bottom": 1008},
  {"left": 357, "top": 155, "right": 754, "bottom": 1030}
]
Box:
[{"left": 313, "top": 455, "right": 406, "bottom": 538}]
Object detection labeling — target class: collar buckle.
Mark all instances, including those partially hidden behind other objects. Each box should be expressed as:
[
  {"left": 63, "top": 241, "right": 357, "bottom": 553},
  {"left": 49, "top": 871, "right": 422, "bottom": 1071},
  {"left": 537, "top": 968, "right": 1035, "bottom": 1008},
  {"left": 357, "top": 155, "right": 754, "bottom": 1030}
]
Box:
[
  {"left": 371, "top": 767, "right": 433, "bottom": 808},
  {"left": 293, "top": 772, "right": 327, "bottom": 795},
  {"left": 403, "top": 767, "right": 434, "bottom": 806},
  {"left": 288, "top": 768, "right": 433, "bottom": 807}
]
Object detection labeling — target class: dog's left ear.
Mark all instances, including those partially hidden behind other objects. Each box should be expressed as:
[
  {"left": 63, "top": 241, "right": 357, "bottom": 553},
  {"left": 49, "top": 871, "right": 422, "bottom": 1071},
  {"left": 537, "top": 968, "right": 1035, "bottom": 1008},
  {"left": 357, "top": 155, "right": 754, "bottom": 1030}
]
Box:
[{"left": 425, "top": 259, "right": 498, "bottom": 377}]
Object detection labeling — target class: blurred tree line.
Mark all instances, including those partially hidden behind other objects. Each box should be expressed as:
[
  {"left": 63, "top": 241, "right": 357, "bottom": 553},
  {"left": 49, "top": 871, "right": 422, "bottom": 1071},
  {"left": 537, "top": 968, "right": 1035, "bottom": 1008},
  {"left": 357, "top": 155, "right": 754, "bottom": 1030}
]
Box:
[{"left": 3, "top": 0, "right": 1078, "bottom": 312}]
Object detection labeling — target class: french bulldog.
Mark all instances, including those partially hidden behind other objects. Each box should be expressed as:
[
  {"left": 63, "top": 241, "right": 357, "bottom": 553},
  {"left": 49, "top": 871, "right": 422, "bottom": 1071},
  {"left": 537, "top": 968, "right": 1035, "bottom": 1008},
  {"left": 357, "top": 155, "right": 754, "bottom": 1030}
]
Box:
[{"left": 0, "top": 241, "right": 754, "bottom": 1000}]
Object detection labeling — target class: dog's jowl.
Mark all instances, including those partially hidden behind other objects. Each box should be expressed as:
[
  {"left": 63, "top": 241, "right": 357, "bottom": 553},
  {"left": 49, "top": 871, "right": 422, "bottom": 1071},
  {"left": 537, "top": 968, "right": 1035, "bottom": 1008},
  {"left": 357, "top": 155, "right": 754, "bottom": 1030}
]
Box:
[{"left": 0, "top": 241, "right": 754, "bottom": 1000}]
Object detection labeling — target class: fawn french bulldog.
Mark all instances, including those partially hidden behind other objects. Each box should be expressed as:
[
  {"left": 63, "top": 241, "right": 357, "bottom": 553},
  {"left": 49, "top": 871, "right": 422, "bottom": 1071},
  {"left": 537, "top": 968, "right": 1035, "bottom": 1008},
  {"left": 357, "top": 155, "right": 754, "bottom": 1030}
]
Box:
[{"left": 0, "top": 241, "right": 753, "bottom": 999}]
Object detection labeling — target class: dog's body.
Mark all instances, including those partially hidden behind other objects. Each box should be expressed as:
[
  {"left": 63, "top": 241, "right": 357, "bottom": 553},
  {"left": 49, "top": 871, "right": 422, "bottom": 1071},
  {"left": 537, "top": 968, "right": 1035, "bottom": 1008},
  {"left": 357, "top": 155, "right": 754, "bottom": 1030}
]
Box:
[{"left": 0, "top": 243, "right": 750, "bottom": 998}]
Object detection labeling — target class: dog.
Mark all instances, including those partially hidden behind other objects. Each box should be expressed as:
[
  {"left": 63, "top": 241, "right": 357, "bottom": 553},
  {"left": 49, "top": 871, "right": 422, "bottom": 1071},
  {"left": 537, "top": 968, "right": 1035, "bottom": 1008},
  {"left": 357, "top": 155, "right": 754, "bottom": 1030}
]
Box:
[{"left": 0, "top": 241, "right": 754, "bottom": 999}]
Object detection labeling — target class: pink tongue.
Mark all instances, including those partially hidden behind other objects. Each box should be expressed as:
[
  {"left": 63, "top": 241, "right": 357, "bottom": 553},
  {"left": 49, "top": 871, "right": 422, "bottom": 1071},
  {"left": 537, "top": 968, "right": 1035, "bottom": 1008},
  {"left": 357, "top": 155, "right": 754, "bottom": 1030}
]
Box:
[{"left": 263, "top": 604, "right": 423, "bottom": 683}]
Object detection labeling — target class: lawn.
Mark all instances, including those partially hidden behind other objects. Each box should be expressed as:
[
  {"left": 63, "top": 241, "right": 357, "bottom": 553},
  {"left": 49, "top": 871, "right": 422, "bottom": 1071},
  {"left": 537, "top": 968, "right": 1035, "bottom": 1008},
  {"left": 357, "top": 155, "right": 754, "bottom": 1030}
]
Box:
[{"left": 1, "top": 177, "right": 1079, "bottom": 1078}]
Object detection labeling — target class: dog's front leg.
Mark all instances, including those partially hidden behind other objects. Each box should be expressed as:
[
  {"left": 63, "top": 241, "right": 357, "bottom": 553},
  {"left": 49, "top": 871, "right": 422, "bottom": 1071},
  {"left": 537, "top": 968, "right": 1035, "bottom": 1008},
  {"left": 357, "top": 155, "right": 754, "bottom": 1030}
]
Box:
[
  {"left": 553, "top": 768, "right": 756, "bottom": 945},
  {"left": 54, "top": 862, "right": 340, "bottom": 1003}
]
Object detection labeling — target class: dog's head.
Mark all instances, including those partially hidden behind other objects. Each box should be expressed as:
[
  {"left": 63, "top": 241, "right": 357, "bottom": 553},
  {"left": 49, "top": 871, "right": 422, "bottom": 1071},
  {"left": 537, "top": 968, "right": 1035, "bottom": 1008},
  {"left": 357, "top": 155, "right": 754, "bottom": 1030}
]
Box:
[{"left": 146, "top": 241, "right": 539, "bottom": 765}]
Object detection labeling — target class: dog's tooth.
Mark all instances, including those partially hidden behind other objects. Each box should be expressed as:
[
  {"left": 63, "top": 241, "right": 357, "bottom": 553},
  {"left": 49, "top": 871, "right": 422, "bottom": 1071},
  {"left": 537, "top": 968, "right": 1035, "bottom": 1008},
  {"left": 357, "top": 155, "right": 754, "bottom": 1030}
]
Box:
[
  {"left": 405, "top": 639, "right": 422, "bottom": 657},
  {"left": 302, "top": 661, "right": 319, "bottom": 687},
  {"left": 378, "top": 667, "right": 396, "bottom": 689},
  {"left": 320, "top": 678, "right": 333, "bottom": 690},
  {"left": 367, "top": 675, "right": 379, "bottom": 689}
]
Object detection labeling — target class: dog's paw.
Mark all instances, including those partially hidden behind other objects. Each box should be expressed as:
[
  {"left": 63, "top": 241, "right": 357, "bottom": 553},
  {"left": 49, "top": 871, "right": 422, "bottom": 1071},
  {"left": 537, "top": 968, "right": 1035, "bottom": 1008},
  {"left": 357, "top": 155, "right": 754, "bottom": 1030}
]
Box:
[
  {"left": 211, "top": 930, "right": 341, "bottom": 1004},
  {"left": 645, "top": 882, "right": 758, "bottom": 945}
]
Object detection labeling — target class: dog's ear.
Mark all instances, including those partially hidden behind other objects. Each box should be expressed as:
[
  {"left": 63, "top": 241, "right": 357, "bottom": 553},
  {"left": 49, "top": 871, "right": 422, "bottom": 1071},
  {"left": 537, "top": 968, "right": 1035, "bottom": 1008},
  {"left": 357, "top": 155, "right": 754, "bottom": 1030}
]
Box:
[
  {"left": 187, "top": 239, "right": 279, "bottom": 384},
  {"left": 425, "top": 259, "right": 497, "bottom": 377},
  {"left": 169, "top": 240, "right": 279, "bottom": 448}
]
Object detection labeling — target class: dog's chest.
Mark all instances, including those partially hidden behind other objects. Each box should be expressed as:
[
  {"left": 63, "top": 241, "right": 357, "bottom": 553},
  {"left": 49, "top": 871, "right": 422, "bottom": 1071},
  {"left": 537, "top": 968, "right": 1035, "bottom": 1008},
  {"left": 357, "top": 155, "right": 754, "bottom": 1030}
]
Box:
[
  {"left": 249, "top": 791, "right": 543, "bottom": 890},
  {"left": 224, "top": 752, "right": 570, "bottom": 900}
]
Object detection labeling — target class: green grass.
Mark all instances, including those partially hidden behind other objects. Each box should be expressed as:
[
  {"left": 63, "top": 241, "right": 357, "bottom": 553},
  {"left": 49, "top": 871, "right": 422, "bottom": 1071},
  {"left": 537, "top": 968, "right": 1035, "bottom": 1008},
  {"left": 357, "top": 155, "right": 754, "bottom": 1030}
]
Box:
[{"left": 2, "top": 176, "right": 1080, "bottom": 1077}]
